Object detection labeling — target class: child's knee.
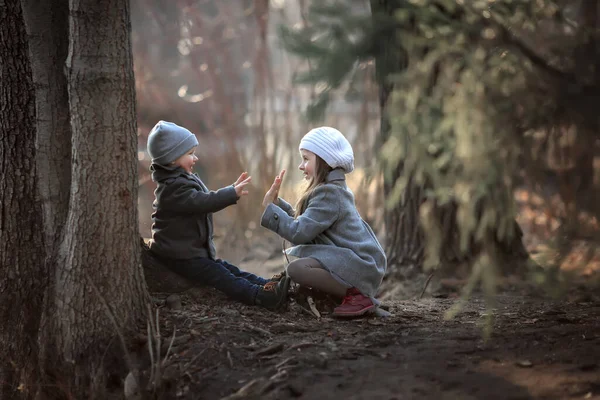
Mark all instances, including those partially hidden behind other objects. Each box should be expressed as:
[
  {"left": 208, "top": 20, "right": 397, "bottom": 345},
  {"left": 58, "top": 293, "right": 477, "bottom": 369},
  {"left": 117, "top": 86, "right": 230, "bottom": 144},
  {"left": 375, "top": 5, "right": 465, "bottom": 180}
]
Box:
[
  {"left": 285, "top": 261, "right": 301, "bottom": 280},
  {"left": 288, "top": 259, "right": 314, "bottom": 283}
]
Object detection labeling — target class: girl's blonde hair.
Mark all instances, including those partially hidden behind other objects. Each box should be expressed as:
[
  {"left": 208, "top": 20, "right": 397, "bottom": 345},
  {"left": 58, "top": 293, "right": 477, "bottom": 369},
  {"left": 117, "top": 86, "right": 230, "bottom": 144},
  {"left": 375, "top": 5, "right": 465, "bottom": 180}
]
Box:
[{"left": 294, "top": 155, "right": 332, "bottom": 218}]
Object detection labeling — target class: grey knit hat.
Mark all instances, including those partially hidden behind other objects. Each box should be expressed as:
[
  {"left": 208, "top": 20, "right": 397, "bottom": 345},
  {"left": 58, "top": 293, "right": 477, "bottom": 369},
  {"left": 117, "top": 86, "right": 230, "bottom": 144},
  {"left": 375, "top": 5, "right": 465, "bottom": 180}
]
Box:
[
  {"left": 147, "top": 121, "right": 199, "bottom": 166},
  {"left": 299, "top": 126, "right": 354, "bottom": 173}
]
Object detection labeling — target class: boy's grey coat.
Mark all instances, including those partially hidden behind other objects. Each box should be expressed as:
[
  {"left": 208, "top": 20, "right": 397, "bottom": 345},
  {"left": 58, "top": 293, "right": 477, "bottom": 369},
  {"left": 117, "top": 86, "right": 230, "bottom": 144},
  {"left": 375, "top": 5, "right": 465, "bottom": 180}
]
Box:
[
  {"left": 149, "top": 165, "right": 238, "bottom": 260},
  {"left": 261, "top": 169, "right": 386, "bottom": 297}
]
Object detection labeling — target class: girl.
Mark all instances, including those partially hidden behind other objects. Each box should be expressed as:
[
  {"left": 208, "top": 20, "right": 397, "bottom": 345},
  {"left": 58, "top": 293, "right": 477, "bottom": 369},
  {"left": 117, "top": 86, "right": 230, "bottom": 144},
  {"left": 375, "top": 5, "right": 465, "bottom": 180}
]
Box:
[{"left": 260, "top": 126, "right": 386, "bottom": 317}]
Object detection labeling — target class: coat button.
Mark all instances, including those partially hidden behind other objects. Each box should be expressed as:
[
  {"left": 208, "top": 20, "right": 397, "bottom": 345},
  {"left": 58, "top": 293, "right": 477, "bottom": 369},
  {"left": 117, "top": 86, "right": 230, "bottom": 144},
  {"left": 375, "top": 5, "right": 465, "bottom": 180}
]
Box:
[{"left": 274, "top": 214, "right": 279, "bottom": 220}]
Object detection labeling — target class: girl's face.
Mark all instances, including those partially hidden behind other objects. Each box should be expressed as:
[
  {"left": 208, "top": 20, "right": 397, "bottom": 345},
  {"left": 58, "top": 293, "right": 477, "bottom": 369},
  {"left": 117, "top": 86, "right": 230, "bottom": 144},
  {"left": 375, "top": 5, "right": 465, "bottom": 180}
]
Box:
[
  {"left": 298, "top": 149, "right": 317, "bottom": 181},
  {"left": 173, "top": 146, "right": 198, "bottom": 173}
]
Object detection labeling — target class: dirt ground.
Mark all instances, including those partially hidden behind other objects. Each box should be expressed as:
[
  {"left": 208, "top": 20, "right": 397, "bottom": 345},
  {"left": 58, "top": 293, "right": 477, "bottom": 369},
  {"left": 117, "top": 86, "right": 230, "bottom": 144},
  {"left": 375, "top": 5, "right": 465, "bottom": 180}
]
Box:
[
  {"left": 127, "top": 189, "right": 600, "bottom": 400},
  {"left": 131, "top": 265, "right": 600, "bottom": 400}
]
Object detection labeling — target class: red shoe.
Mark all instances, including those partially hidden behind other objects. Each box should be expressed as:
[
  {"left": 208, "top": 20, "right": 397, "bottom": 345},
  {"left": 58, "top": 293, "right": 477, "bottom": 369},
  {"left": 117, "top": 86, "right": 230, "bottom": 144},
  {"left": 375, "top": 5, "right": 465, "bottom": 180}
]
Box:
[{"left": 332, "top": 288, "right": 376, "bottom": 317}]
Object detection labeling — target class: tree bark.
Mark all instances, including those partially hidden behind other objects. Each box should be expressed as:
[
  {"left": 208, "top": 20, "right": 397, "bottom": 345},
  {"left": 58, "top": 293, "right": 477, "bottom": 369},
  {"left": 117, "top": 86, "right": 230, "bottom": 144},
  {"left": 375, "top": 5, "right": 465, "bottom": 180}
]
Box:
[
  {"left": 21, "top": 0, "right": 71, "bottom": 252},
  {"left": 55, "top": 0, "right": 147, "bottom": 394},
  {"left": 370, "top": 0, "right": 424, "bottom": 277},
  {"left": 0, "top": 1, "right": 46, "bottom": 398},
  {"left": 20, "top": 2, "right": 75, "bottom": 396},
  {"left": 567, "top": 0, "right": 598, "bottom": 217}
]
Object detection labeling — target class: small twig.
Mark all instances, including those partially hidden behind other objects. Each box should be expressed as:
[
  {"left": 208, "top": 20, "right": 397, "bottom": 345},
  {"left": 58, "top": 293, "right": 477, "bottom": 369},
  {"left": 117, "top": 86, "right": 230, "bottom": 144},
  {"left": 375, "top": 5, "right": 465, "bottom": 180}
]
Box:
[
  {"left": 243, "top": 323, "right": 273, "bottom": 337},
  {"left": 259, "top": 380, "right": 277, "bottom": 396},
  {"left": 277, "top": 364, "right": 299, "bottom": 373},
  {"left": 374, "top": 307, "right": 392, "bottom": 318},
  {"left": 183, "top": 348, "right": 207, "bottom": 370},
  {"left": 260, "top": 369, "right": 290, "bottom": 395},
  {"left": 282, "top": 239, "right": 290, "bottom": 265},
  {"left": 196, "top": 316, "right": 219, "bottom": 324},
  {"left": 147, "top": 303, "right": 161, "bottom": 390},
  {"left": 220, "top": 378, "right": 266, "bottom": 399},
  {"left": 420, "top": 271, "right": 436, "bottom": 299},
  {"left": 227, "top": 351, "right": 234, "bottom": 368},
  {"left": 268, "top": 369, "right": 288, "bottom": 383},
  {"left": 146, "top": 318, "right": 155, "bottom": 386},
  {"left": 154, "top": 308, "right": 161, "bottom": 388},
  {"left": 275, "top": 356, "right": 296, "bottom": 369},
  {"left": 307, "top": 296, "right": 321, "bottom": 318},
  {"left": 162, "top": 325, "right": 177, "bottom": 364},
  {"left": 256, "top": 342, "right": 285, "bottom": 357},
  {"left": 287, "top": 342, "right": 319, "bottom": 351},
  {"left": 297, "top": 303, "right": 319, "bottom": 319}
]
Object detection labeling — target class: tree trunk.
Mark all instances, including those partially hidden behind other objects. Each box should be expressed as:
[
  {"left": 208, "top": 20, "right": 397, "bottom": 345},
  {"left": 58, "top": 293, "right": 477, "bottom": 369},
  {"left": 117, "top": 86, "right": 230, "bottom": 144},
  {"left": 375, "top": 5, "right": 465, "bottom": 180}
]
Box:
[
  {"left": 371, "top": 0, "right": 424, "bottom": 278},
  {"left": 569, "top": 0, "right": 598, "bottom": 217},
  {"left": 54, "top": 0, "right": 147, "bottom": 394},
  {"left": 21, "top": 0, "right": 71, "bottom": 252},
  {"left": 20, "top": 2, "right": 75, "bottom": 396},
  {"left": 0, "top": 1, "right": 46, "bottom": 398},
  {"left": 371, "top": 0, "right": 528, "bottom": 287}
]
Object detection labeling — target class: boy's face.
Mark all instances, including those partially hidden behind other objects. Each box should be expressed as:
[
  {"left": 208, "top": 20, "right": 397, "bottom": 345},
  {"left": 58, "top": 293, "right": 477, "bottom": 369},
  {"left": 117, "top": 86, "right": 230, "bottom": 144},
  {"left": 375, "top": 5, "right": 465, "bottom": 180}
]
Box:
[
  {"left": 298, "top": 149, "right": 317, "bottom": 181},
  {"left": 172, "top": 146, "right": 198, "bottom": 173}
]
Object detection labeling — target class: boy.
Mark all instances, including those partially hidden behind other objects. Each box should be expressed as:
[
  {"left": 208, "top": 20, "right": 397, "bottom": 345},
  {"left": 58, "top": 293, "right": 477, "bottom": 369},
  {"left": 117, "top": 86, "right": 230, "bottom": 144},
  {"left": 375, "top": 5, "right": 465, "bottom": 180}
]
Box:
[{"left": 146, "top": 120, "right": 289, "bottom": 310}]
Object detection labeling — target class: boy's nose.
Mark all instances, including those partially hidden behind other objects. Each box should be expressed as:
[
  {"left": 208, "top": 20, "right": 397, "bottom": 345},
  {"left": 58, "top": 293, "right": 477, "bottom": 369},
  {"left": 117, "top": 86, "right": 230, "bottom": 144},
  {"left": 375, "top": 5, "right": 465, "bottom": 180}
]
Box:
[{"left": 298, "top": 163, "right": 303, "bottom": 170}]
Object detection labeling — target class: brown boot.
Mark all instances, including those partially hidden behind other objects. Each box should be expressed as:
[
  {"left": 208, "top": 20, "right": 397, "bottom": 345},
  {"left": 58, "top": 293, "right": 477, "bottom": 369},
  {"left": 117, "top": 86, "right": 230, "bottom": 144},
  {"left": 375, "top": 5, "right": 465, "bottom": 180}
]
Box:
[
  {"left": 255, "top": 276, "right": 291, "bottom": 310},
  {"left": 268, "top": 270, "right": 287, "bottom": 282}
]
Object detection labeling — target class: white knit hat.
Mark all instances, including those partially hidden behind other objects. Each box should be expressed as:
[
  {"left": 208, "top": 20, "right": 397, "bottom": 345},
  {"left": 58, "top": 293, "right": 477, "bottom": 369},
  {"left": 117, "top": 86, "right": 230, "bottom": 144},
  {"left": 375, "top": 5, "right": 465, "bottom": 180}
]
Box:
[{"left": 299, "top": 127, "right": 354, "bottom": 173}]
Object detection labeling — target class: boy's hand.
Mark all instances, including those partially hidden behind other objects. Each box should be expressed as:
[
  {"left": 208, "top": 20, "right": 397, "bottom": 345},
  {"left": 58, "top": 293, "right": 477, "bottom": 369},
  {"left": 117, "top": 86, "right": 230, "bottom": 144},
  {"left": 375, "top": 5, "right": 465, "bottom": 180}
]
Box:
[
  {"left": 262, "top": 169, "right": 286, "bottom": 208},
  {"left": 234, "top": 172, "right": 252, "bottom": 198}
]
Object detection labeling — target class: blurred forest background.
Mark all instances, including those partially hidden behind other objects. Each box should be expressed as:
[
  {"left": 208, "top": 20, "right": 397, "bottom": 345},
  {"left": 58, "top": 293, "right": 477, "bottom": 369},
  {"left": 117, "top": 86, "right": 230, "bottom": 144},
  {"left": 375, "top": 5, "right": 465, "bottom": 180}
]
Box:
[{"left": 132, "top": 0, "right": 600, "bottom": 297}]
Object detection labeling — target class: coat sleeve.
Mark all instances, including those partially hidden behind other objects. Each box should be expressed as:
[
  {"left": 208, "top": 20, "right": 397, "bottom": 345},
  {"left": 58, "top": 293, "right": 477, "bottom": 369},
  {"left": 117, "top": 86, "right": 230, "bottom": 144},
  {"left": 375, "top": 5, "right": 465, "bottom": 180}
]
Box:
[
  {"left": 165, "top": 181, "right": 238, "bottom": 214},
  {"left": 261, "top": 185, "right": 339, "bottom": 244},
  {"left": 276, "top": 197, "right": 295, "bottom": 217}
]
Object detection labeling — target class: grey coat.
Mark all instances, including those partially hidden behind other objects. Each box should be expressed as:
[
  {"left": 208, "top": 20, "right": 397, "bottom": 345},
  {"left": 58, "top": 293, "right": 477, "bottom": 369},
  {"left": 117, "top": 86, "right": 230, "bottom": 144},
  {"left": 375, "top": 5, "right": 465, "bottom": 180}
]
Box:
[
  {"left": 260, "top": 169, "right": 386, "bottom": 297},
  {"left": 149, "top": 164, "right": 238, "bottom": 260}
]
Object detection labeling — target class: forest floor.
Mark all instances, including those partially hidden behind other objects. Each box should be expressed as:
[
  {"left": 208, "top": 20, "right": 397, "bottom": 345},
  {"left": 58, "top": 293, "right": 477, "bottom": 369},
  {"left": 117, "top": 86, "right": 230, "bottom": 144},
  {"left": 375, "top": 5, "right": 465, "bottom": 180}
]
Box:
[
  {"left": 140, "top": 274, "right": 600, "bottom": 400},
  {"left": 130, "top": 190, "right": 600, "bottom": 400}
]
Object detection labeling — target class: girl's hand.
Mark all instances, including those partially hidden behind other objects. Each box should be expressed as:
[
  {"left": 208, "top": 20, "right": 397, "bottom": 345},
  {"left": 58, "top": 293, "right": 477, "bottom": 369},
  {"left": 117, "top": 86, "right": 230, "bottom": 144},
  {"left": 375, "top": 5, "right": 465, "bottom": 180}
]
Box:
[
  {"left": 262, "top": 169, "right": 286, "bottom": 208},
  {"left": 234, "top": 172, "right": 252, "bottom": 198}
]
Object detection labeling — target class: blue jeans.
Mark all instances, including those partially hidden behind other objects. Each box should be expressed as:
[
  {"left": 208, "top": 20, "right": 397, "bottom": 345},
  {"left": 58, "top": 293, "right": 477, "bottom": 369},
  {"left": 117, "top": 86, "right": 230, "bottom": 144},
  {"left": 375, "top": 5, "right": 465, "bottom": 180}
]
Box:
[{"left": 163, "top": 256, "right": 268, "bottom": 305}]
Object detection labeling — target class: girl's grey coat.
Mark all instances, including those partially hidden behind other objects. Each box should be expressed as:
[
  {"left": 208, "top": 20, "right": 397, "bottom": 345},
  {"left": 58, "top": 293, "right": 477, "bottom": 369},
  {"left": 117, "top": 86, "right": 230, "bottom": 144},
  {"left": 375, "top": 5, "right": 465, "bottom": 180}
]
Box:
[{"left": 261, "top": 169, "right": 386, "bottom": 297}]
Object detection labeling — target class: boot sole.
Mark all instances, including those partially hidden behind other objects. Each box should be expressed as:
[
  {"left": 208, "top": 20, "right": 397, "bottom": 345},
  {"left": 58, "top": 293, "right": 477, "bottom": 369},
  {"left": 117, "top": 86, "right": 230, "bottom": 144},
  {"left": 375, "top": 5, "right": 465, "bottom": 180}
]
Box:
[{"left": 332, "top": 304, "right": 377, "bottom": 318}]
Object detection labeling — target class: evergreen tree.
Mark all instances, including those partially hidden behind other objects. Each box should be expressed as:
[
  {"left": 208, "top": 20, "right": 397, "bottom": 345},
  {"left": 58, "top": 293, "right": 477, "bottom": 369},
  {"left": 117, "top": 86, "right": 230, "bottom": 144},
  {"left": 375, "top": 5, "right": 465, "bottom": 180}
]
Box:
[{"left": 278, "top": 0, "right": 599, "bottom": 299}]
